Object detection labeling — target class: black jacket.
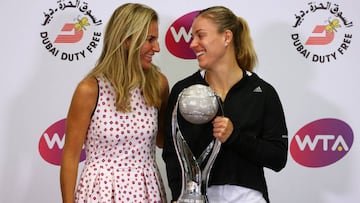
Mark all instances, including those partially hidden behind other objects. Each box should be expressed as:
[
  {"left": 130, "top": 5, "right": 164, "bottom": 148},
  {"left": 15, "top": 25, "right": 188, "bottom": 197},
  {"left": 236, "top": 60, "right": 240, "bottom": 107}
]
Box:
[{"left": 162, "top": 70, "right": 288, "bottom": 203}]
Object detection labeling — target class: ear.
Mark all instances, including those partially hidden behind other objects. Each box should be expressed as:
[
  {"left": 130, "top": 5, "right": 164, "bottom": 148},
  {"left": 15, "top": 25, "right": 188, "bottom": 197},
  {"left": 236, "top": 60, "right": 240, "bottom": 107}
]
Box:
[
  {"left": 224, "top": 30, "right": 233, "bottom": 45},
  {"left": 125, "top": 38, "right": 131, "bottom": 49}
]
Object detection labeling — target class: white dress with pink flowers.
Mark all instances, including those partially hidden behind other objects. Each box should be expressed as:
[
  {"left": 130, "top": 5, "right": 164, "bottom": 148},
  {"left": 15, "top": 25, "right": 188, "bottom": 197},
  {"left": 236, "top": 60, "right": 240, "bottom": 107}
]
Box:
[{"left": 75, "top": 76, "right": 166, "bottom": 203}]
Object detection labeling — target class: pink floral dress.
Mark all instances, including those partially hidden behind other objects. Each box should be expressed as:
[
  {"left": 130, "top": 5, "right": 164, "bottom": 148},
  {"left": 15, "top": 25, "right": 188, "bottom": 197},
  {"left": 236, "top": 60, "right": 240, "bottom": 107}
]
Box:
[{"left": 75, "top": 76, "right": 166, "bottom": 203}]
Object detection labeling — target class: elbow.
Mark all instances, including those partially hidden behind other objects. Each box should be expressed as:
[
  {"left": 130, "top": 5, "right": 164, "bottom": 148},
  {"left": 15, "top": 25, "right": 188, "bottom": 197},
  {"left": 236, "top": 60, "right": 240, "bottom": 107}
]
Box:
[
  {"left": 269, "top": 139, "right": 289, "bottom": 172},
  {"left": 270, "top": 153, "right": 288, "bottom": 172},
  {"left": 156, "top": 126, "right": 165, "bottom": 148},
  {"left": 273, "top": 161, "right": 287, "bottom": 172},
  {"left": 156, "top": 134, "right": 164, "bottom": 148},
  {"left": 156, "top": 142, "right": 164, "bottom": 149}
]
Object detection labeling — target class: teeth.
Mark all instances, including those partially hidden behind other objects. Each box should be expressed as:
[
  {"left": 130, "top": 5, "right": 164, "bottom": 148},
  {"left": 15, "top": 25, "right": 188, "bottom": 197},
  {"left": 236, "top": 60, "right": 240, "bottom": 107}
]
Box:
[{"left": 196, "top": 52, "right": 204, "bottom": 57}]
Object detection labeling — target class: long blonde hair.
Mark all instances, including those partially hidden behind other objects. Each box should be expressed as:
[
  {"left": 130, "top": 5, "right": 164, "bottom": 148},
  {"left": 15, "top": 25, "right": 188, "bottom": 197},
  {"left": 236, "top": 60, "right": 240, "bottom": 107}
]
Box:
[
  {"left": 87, "top": 3, "right": 162, "bottom": 112},
  {"left": 197, "top": 6, "right": 258, "bottom": 71}
]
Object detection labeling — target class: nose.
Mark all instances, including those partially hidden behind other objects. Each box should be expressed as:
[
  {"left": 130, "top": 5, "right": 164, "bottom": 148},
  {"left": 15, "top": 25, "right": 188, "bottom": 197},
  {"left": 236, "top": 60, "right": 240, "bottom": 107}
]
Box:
[
  {"left": 153, "top": 41, "right": 160, "bottom": 52},
  {"left": 189, "top": 38, "right": 196, "bottom": 49}
]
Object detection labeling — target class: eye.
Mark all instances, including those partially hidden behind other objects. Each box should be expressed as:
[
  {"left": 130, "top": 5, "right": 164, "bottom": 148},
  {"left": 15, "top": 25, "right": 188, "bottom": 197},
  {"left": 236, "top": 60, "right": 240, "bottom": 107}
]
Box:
[
  {"left": 195, "top": 32, "right": 206, "bottom": 40},
  {"left": 199, "top": 33, "right": 206, "bottom": 39},
  {"left": 146, "top": 36, "right": 156, "bottom": 42}
]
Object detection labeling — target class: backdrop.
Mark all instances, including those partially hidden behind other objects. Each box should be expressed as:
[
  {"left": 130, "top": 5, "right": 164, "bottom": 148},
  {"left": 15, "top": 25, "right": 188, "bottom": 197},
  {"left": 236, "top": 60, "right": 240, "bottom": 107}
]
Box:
[{"left": 1, "top": 0, "right": 359, "bottom": 202}]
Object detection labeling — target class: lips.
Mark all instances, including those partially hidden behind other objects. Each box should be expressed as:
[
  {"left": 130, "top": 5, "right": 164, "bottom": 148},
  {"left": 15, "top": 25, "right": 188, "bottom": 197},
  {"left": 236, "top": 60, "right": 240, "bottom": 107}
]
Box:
[
  {"left": 142, "top": 53, "right": 154, "bottom": 69},
  {"left": 144, "top": 54, "right": 153, "bottom": 62},
  {"left": 196, "top": 51, "right": 205, "bottom": 57}
]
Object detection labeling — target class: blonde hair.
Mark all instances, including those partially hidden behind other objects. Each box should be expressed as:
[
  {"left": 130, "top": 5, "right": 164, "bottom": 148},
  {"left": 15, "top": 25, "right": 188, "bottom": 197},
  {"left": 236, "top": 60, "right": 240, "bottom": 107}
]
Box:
[
  {"left": 197, "top": 6, "right": 258, "bottom": 71},
  {"left": 87, "top": 3, "right": 161, "bottom": 112}
]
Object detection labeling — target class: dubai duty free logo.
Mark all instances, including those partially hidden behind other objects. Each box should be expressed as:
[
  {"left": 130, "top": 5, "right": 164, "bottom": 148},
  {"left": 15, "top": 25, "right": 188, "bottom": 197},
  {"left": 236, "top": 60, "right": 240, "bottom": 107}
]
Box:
[
  {"left": 291, "top": 2, "right": 354, "bottom": 63},
  {"left": 40, "top": 0, "right": 103, "bottom": 61}
]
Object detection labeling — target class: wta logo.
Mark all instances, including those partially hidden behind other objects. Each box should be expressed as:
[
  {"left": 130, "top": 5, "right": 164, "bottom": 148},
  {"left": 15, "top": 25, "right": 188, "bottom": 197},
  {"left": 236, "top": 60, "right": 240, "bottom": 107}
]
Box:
[
  {"left": 38, "top": 119, "right": 86, "bottom": 166},
  {"left": 290, "top": 118, "right": 353, "bottom": 167},
  {"left": 165, "top": 11, "right": 199, "bottom": 59}
]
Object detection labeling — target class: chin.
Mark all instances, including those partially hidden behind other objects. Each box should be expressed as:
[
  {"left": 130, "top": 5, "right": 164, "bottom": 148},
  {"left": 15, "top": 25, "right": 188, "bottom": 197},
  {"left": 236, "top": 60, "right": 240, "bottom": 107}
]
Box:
[
  {"left": 142, "top": 65, "right": 151, "bottom": 71},
  {"left": 141, "top": 62, "right": 150, "bottom": 68},
  {"left": 198, "top": 62, "right": 207, "bottom": 69}
]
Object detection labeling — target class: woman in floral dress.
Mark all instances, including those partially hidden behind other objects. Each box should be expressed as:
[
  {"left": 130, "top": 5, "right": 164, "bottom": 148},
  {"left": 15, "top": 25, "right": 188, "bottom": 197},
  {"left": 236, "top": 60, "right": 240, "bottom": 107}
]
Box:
[{"left": 60, "top": 3, "right": 169, "bottom": 203}]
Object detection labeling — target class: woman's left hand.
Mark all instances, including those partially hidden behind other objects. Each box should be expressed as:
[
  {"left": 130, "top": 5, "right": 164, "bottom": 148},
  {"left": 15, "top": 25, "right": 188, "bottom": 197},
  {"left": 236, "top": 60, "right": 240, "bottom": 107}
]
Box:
[{"left": 212, "top": 116, "right": 233, "bottom": 143}]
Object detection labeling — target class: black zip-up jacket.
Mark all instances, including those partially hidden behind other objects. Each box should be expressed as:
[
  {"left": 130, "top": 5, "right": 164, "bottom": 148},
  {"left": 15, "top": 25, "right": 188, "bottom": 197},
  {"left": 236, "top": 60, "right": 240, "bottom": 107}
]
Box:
[{"left": 162, "top": 70, "right": 288, "bottom": 203}]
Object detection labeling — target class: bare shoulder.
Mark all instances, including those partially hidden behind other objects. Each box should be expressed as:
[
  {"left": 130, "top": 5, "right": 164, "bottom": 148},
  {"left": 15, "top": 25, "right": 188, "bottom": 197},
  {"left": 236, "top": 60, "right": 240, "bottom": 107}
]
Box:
[
  {"left": 158, "top": 72, "right": 169, "bottom": 90},
  {"left": 74, "top": 77, "right": 98, "bottom": 99},
  {"left": 158, "top": 72, "right": 169, "bottom": 105},
  {"left": 70, "top": 77, "right": 99, "bottom": 113},
  {"left": 66, "top": 77, "right": 98, "bottom": 128}
]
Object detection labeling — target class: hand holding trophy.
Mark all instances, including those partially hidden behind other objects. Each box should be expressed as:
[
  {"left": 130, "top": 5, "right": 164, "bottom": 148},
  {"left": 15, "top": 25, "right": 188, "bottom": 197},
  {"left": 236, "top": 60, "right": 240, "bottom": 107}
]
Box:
[{"left": 171, "top": 84, "right": 223, "bottom": 203}]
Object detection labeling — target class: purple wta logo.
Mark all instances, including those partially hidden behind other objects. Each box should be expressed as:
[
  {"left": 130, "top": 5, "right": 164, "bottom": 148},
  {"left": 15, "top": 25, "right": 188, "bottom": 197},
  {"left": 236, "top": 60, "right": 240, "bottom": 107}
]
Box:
[
  {"left": 290, "top": 118, "right": 353, "bottom": 167},
  {"left": 38, "top": 119, "right": 86, "bottom": 166},
  {"left": 165, "top": 11, "right": 199, "bottom": 59}
]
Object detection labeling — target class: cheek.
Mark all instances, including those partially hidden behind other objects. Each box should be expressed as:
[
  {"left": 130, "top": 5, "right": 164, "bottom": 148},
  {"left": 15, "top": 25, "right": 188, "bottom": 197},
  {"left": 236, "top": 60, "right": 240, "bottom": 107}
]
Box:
[
  {"left": 140, "top": 43, "right": 152, "bottom": 54},
  {"left": 208, "top": 38, "right": 219, "bottom": 47},
  {"left": 208, "top": 40, "right": 225, "bottom": 53}
]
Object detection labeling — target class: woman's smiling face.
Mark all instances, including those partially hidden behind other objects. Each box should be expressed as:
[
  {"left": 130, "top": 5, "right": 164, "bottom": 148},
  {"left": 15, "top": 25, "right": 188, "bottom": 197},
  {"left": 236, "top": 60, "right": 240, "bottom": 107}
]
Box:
[
  {"left": 140, "top": 20, "right": 160, "bottom": 70},
  {"left": 190, "top": 16, "right": 227, "bottom": 69}
]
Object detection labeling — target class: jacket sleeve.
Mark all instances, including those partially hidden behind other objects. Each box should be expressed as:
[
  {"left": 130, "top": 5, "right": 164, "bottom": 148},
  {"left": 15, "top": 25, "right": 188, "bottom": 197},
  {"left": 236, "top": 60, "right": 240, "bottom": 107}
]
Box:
[{"left": 225, "top": 84, "right": 288, "bottom": 172}]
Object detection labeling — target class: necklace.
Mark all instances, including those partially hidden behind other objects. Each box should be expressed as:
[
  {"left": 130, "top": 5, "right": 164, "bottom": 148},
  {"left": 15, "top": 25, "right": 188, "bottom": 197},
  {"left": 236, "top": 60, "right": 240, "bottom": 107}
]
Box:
[{"left": 211, "top": 87, "right": 228, "bottom": 101}]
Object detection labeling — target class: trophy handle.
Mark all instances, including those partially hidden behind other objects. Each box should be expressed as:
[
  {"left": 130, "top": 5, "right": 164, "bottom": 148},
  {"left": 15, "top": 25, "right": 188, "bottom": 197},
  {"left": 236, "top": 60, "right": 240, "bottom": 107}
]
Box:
[
  {"left": 201, "top": 139, "right": 221, "bottom": 197},
  {"left": 176, "top": 129, "right": 202, "bottom": 193}
]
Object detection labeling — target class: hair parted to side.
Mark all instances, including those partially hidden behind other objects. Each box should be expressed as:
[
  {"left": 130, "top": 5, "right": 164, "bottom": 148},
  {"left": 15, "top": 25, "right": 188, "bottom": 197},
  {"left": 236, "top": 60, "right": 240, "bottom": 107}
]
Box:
[
  {"left": 197, "top": 6, "right": 258, "bottom": 71},
  {"left": 86, "top": 3, "right": 162, "bottom": 112}
]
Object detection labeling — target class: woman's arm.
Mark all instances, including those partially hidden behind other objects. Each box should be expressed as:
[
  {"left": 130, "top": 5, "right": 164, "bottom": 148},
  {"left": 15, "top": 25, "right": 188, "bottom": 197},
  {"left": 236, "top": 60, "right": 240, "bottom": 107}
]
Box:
[
  {"left": 156, "top": 72, "right": 169, "bottom": 148},
  {"left": 60, "top": 77, "right": 98, "bottom": 203}
]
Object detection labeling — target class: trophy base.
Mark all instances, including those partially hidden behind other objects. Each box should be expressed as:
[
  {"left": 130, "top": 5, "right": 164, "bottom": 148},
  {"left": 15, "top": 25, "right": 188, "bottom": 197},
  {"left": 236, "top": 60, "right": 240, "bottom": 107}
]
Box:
[{"left": 178, "top": 193, "right": 206, "bottom": 203}]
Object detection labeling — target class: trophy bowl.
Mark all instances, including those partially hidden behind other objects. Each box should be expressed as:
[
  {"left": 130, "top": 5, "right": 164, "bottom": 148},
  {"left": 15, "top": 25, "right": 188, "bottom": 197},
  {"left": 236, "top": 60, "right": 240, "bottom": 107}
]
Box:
[{"left": 178, "top": 84, "right": 219, "bottom": 124}]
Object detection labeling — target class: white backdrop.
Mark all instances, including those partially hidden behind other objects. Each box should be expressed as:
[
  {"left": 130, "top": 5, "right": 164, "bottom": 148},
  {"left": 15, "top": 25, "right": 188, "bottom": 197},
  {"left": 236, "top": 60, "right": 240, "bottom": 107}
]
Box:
[{"left": 1, "top": 0, "right": 359, "bottom": 202}]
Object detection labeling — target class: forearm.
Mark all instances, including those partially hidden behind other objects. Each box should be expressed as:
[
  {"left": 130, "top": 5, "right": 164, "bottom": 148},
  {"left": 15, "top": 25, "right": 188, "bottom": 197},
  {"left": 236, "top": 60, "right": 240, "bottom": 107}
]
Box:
[
  {"left": 60, "top": 157, "right": 80, "bottom": 203},
  {"left": 162, "top": 136, "right": 182, "bottom": 200},
  {"left": 226, "top": 127, "right": 287, "bottom": 171}
]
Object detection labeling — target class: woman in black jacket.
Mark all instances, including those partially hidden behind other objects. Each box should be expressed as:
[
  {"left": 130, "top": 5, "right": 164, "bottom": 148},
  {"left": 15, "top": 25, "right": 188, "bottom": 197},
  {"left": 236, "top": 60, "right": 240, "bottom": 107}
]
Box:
[{"left": 162, "top": 6, "right": 288, "bottom": 203}]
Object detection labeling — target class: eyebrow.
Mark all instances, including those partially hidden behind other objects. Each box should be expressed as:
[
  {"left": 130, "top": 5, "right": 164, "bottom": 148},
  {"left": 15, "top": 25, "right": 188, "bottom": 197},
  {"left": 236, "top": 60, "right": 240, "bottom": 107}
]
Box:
[
  {"left": 147, "top": 35, "right": 157, "bottom": 39},
  {"left": 193, "top": 28, "right": 206, "bottom": 35}
]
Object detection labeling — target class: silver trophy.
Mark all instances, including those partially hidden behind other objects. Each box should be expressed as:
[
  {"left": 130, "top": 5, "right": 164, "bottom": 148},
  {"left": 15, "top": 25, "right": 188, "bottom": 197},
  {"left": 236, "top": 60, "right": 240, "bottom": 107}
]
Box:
[{"left": 171, "top": 84, "right": 223, "bottom": 203}]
